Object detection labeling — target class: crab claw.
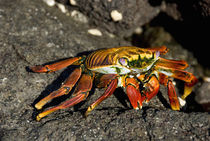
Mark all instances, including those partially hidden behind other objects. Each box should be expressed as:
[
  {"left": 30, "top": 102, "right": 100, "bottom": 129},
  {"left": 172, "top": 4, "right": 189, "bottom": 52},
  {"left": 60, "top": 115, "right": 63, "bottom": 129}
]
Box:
[
  {"left": 126, "top": 78, "right": 143, "bottom": 110},
  {"left": 143, "top": 75, "right": 160, "bottom": 103}
]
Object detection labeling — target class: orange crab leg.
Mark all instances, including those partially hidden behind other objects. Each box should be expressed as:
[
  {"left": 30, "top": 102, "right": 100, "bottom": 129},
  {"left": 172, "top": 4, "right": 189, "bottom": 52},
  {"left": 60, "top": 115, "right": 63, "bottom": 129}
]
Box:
[
  {"left": 36, "top": 73, "right": 94, "bottom": 121},
  {"left": 30, "top": 56, "right": 84, "bottom": 73},
  {"left": 96, "top": 74, "right": 118, "bottom": 88},
  {"left": 35, "top": 67, "right": 82, "bottom": 110},
  {"left": 142, "top": 75, "right": 160, "bottom": 103},
  {"left": 167, "top": 80, "right": 180, "bottom": 110},
  {"left": 182, "top": 74, "right": 198, "bottom": 99},
  {"left": 158, "top": 73, "right": 180, "bottom": 110},
  {"left": 156, "top": 58, "right": 188, "bottom": 70},
  {"left": 156, "top": 66, "right": 198, "bottom": 99},
  {"left": 126, "top": 78, "right": 143, "bottom": 109},
  {"left": 85, "top": 78, "right": 118, "bottom": 116},
  {"left": 155, "top": 66, "right": 196, "bottom": 83},
  {"left": 146, "top": 45, "right": 168, "bottom": 55}
]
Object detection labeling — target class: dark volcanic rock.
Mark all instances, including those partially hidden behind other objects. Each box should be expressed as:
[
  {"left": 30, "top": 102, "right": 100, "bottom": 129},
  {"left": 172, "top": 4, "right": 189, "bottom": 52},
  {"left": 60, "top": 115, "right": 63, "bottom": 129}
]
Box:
[
  {"left": 195, "top": 81, "right": 210, "bottom": 111},
  {"left": 58, "top": 0, "right": 161, "bottom": 37},
  {"left": 0, "top": 0, "right": 209, "bottom": 141}
]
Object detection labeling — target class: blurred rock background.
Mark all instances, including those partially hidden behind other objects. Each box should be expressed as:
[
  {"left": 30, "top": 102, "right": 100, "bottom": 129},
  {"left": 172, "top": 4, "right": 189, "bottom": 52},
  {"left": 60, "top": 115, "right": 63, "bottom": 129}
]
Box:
[{"left": 0, "top": 0, "right": 209, "bottom": 140}]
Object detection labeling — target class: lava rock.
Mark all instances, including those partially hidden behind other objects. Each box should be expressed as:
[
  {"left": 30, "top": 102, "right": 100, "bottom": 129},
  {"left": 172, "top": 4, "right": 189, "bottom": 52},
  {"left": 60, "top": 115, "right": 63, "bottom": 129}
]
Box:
[
  {"left": 195, "top": 81, "right": 210, "bottom": 111},
  {"left": 57, "top": 0, "right": 161, "bottom": 37}
]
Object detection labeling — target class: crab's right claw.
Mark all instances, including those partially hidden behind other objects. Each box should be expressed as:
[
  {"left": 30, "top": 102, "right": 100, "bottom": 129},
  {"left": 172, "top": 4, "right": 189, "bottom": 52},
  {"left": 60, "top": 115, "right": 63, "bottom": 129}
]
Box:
[{"left": 126, "top": 78, "right": 143, "bottom": 110}]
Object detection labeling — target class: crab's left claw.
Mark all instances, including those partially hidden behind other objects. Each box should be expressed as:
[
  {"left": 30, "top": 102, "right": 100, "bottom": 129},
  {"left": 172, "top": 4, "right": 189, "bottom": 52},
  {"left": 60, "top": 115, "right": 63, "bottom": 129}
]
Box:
[{"left": 36, "top": 73, "right": 94, "bottom": 121}]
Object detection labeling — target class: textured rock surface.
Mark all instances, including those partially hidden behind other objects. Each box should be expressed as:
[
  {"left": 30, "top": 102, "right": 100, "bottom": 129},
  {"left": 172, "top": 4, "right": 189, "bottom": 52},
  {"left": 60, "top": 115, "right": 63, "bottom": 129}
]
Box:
[
  {"left": 0, "top": 0, "right": 209, "bottom": 140},
  {"left": 57, "top": 0, "right": 161, "bottom": 37}
]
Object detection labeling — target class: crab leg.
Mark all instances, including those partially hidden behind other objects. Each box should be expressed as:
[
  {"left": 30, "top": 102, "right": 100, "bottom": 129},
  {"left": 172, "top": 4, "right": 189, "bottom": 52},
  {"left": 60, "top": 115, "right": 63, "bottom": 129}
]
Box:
[
  {"left": 182, "top": 74, "right": 198, "bottom": 99},
  {"left": 85, "top": 78, "right": 118, "bottom": 116},
  {"left": 35, "top": 67, "right": 82, "bottom": 110},
  {"left": 158, "top": 73, "right": 180, "bottom": 110},
  {"left": 155, "top": 66, "right": 195, "bottom": 83},
  {"left": 30, "top": 56, "right": 84, "bottom": 73},
  {"left": 146, "top": 45, "right": 168, "bottom": 55},
  {"left": 156, "top": 66, "right": 198, "bottom": 99},
  {"left": 141, "top": 75, "right": 160, "bottom": 103},
  {"left": 167, "top": 80, "right": 180, "bottom": 110},
  {"left": 126, "top": 78, "right": 143, "bottom": 110},
  {"left": 156, "top": 58, "right": 188, "bottom": 70},
  {"left": 96, "top": 74, "right": 118, "bottom": 88},
  {"left": 36, "top": 73, "right": 94, "bottom": 121}
]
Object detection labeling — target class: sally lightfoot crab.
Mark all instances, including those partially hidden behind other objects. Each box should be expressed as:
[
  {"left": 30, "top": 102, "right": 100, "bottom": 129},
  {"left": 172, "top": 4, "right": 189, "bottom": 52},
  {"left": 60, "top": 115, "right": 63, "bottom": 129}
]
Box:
[{"left": 30, "top": 46, "right": 197, "bottom": 121}]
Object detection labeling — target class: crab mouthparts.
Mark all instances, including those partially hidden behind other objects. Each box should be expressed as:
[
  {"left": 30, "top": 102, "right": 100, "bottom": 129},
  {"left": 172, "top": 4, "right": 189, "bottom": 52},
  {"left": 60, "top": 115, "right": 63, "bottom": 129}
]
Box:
[{"left": 130, "top": 60, "right": 158, "bottom": 74}]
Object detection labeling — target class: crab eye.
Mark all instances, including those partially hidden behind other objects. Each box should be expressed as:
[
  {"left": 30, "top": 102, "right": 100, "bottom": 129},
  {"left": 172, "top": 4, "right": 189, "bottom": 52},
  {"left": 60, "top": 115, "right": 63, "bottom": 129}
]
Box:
[
  {"left": 119, "top": 58, "right": 128, "bottom": 66},
  {"left": 155, "top": 51, "right": 160, "bottom": 59}
]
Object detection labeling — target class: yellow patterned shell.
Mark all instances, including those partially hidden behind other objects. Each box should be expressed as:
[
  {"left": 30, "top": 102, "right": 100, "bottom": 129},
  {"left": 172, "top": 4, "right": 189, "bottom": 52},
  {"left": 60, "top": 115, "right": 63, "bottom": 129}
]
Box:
[{"left": 85, "top": 47, "right": 159, "bottom": 74}]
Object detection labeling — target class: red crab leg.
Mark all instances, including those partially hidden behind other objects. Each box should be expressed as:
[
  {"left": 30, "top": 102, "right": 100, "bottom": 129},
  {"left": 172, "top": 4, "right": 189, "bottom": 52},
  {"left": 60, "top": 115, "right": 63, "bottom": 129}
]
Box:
[
  {"left": 158, "top": 73, "right": 180, "bottom": 110},
  {"left": 35, "top": 67, "right": 82, "bottom": 110},
  {"left": 36, "top": 73, "right": 94, "bottom": 121},
  {"left": 167, "top": 80, "right": 180, "bottom": 110},
  {"left": 156, "top": 66, "right": 198, "bottom": 99},
  {"left": 155, "top": 66, "right": 196, "bottom": 83},
  {"left": 146, "top": 45, "right": 168, "bottom": 55},
  {"left": 182, "top": 74, "right": 198, "bottom": 99},
  {"left": 142, "top": 75, "right": 160, "bottom": 103},
  {"left": 96, "top": 74, "right": 118, "bottom": 88},
  {"left": 156, "top": 57, "right": 188, "bottom": 70},
  {"left": 126, "top": 78, "right": 143, "bottom": 110},
  {"left": 85, "top": 78, "right": 118, "bottom": 116},
  {"left": 30, "top": 56, "right": 83, "bottom": 73}
]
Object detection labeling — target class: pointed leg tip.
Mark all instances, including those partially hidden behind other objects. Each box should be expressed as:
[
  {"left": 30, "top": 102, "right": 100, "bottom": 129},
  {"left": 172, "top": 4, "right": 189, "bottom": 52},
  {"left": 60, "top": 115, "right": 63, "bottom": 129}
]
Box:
[
  {"left": 84, "top": 111, "right": 89, "bottom": 117},
  {"left": 85, "top": 106, "right": 93, "bottom": 117},
  {"left": 36, "top": 115, "right": 42, "bottom": 121},
  {"left": 30, "top": 65, "right": 48, "bottom": 73},
  {"left": 182, "top": 86, "right": 193, "bottom": 100},
  {"left": 178, "top": 97, "right": 186, "bottom": 107},
  {"left": 35, "top": 103, "right": 42, "bottom": 110},
  {"left": 135, "top": 106, "right": 142, "bottom": 110},
  {"left": 171, "top": 106, "right": 180, "bottom": 111},
  {"left": 30, "top": 65, "right": 40, "bottom": 72}
]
